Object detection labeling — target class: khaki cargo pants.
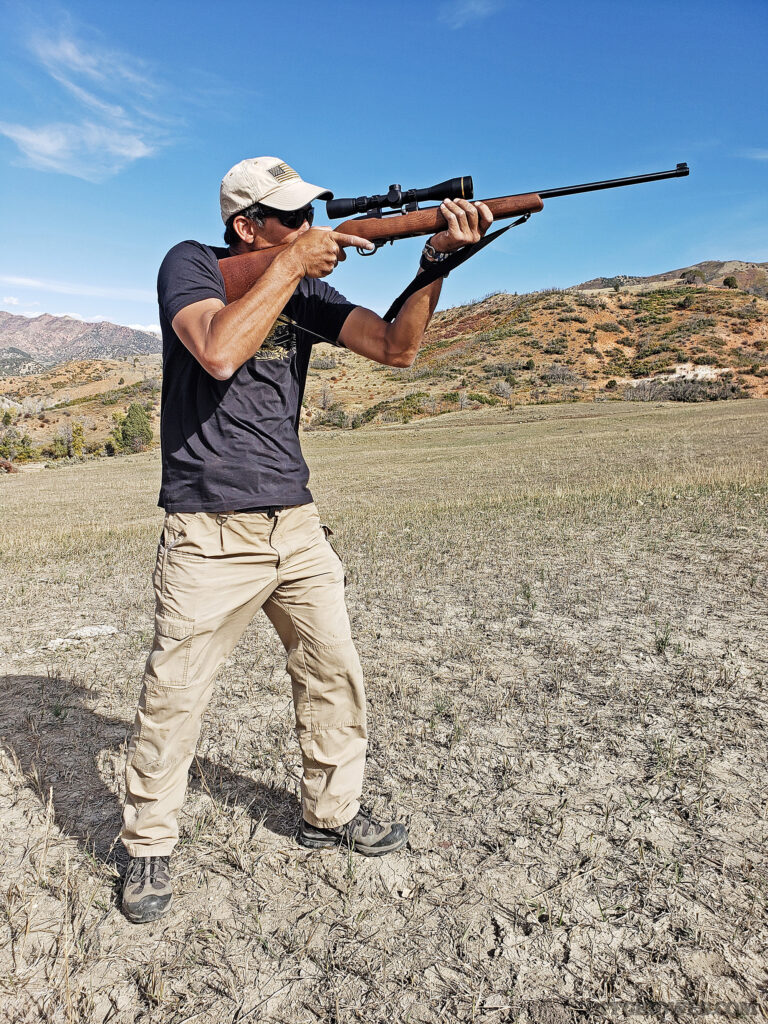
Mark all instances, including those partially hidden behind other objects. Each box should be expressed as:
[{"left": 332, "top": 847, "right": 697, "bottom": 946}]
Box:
[{"left": 120, "top": 502, "right": 366, "bottom": 858}]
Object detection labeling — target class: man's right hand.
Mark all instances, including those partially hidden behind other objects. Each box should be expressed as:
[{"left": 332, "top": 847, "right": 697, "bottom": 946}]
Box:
[{"left": 287, "top": 227, "right": 375, "bottom": 278}]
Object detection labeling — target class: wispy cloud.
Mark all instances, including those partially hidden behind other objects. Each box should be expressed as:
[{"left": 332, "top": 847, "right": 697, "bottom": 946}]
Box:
[
  {"left": 439, "top": 0, "right": 504, "bottom": 29},
  {"left": 0, "top": 274, "right": 154, "bottom": 303},
  {"left": 0, "top": 122, "right": 153, "bottom": 179},
  {"left": 127, "top": 323, "right": 161, "bottom": 335},
  {"left": 0, "top": 29, "right": 172, "bottom": 180},
  {"left": 3, "top": 296, "right": 20, "bottom": 305},
  {"left": 741, "top": 148, "right": 768, "bottom": 161}
]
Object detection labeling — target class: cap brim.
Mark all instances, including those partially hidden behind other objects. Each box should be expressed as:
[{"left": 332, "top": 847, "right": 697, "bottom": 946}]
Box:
[{"left": 258, "top": 180, "right": 333, "bottom": 210}]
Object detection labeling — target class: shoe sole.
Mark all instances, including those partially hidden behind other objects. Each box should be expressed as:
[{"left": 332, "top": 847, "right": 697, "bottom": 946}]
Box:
[
  {"left": 298, "top": 834, "right": 407, "bottom": 857},
  {"left": 122, "top": 894, "right": 173, "bottom": 924}
]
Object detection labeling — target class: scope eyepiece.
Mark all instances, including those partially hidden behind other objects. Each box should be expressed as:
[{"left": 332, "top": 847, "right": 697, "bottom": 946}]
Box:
[{"left": 326, "top": 176, "right": 473, "bottom": 219}]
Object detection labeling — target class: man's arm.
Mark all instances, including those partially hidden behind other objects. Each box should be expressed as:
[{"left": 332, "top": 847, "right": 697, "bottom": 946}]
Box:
[
  {"left": 172, "top": 229, "right": 374, "bottom": 380},
  {"left": 338, "top": 199, "right": 493, "bottom": 368}
]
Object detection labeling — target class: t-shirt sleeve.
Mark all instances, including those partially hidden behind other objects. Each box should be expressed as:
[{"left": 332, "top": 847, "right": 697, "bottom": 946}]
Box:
[
  {"left": 157, "top": 241, "right": 226, "bottom": 324},
  {"left": 305, "top": 280, "right": 357, "bottom": 348}
]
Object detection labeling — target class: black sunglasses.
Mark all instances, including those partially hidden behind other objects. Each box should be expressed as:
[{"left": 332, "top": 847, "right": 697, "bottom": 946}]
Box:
[{"left": 262, "top": 204, "right": 314, "bottom": 229}]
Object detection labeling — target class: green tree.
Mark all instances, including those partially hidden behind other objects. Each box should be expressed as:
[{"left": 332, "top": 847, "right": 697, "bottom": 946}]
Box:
[
  {"left": 71, "top": 420, "right": 84, "bottom": 457},
  {"left": 0, "top": 426, "right": 34, "bottom": 461},
  {"left": 723, "top": 275, "right": 738, "bottom": 289},
  {"left": 49, "top": 434, "right": 68, "bottom": 459},
  {"left": 2, "top": 409, "right": 13, "bottom": 426},
  {"left": 120, "top": 402, "right": 153, "bottom": 452}
]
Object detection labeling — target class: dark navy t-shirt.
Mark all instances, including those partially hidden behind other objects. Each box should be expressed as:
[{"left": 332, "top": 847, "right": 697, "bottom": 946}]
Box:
[{"left": 156, "top": 240, "right": 356, "bottom": 512}]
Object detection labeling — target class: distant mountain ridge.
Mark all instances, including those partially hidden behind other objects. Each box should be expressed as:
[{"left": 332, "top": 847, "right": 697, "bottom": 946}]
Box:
[
  {"left": 577, "top": 260, "right": 768, "bottom": 297},
  {"left": 0, "top": 311, "right": 161, "bottom": 373}
]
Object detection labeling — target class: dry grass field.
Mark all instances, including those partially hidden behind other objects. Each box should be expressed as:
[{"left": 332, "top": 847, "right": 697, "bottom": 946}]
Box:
[{"left": 1, "top": 399, "right": 767, "bottom": 1023}]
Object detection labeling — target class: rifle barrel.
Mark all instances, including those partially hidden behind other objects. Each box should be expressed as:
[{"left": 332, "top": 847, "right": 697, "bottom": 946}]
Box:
[{"left": 538, "top": 163, "right": 689, "bottom": 200}]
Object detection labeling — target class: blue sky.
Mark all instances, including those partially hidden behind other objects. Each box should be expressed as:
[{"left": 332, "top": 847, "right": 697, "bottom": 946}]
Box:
[{"left": 0, "top": 0, "right": 766, "bottom": 332}]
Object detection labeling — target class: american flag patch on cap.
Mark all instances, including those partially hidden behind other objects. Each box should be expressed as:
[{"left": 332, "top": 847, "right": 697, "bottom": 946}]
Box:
[{"left": 268, "top": 162, "right": 300, "bottom": 182}]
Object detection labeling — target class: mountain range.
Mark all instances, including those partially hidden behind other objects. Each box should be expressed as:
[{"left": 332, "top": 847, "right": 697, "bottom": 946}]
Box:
[{"left": 0, "top": 311, "right": 160, "bottom": 375}]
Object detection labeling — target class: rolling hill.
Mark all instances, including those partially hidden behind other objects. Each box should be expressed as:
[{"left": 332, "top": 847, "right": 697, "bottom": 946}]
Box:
[
  {"left": 1, "top": 262, "right": 766, "bottom": 460},
  {"left": 577, "top": 259, "right": 768, "bottom": 297}
]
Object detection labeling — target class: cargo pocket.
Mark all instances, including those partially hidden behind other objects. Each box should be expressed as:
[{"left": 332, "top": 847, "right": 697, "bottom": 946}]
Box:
[
  {"left": 320, "top": 523, "right": 348, "bottom": 587},
  {"left": 144, "top": 613, "right": 195, "bottom": 688}
]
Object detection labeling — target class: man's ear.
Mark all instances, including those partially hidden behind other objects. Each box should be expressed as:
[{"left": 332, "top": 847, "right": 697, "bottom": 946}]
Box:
[{"left": 233, "top": 215, "right": 256, "bottom": 243}]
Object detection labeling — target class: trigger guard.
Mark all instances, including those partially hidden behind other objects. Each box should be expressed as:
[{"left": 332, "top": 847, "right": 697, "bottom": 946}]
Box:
[{"left": 357, "top": 239, "right": 385, "bottom": 256}]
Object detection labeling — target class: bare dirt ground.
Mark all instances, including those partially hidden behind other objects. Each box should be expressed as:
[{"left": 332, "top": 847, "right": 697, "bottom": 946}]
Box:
[{"left": 1, "top": 400, "right": 766, "bottom": 1023}]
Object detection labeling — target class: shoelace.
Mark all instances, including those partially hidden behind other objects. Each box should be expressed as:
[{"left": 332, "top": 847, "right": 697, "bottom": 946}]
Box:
[
  {"left": 128, "top": 856, "right": 169, "bottom": 885},
  {"left": 353, "top": 806, "right": 375, "bottom": 838}
]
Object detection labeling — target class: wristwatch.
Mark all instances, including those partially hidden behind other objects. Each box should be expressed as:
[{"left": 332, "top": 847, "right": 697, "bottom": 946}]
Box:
[{"left": 420, "top": 240, "right": 452, "bottom": 273}]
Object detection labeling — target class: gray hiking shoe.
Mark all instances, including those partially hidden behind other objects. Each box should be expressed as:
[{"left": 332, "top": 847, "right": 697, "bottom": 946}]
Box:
[
  {"left": 121, "top": 856, "right": 173, "bottom": 923},
  {"left": 299, "top": 806, "right": 408, "bottom": 857}
]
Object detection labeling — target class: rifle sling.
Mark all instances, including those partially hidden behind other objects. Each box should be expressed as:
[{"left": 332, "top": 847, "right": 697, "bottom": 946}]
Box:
[
  {"left": 383, "top": 214, "right": 530, "bottom": 323},
  {"left": 263, "top": 215, "right": 529, "bottom": 347}
]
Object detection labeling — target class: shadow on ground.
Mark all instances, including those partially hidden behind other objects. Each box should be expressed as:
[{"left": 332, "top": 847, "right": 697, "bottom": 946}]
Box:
[{"left": 0, "top": 673, "right": 300, "bottom": 866}]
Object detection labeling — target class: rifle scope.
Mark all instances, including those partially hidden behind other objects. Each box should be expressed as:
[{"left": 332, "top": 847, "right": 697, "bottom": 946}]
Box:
[{"left": 326, "top": 176, "right": 473, "bottom": 219}]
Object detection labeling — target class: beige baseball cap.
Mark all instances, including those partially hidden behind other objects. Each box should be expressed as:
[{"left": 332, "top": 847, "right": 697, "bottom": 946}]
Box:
[{"left": 220, "top": 157, "right": 333, "bottom": 222}]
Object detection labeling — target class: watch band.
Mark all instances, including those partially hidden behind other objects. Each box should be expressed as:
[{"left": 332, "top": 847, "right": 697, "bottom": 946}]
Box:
[{"left": 420, "top": 240, "right": 454, "bottom": 274}]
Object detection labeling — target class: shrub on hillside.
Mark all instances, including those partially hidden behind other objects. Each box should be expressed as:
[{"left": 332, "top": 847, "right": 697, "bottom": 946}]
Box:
[
  {"left": 624, "top": 377, "right": 749, "bottom": 402},
  {"left": 310, "top": 355, "right": 337, "bottom": 370},
  {"left": 542, "top": 364, "right": 579, "bottom": 385},
  {"left": 0, "top": 427, "right": 35, "bottom": 462},
  {"left": 543, "top": 337, "right": 568, "bottom": 355},
  {"left": 467, "top": 392, "right": 501, "bottom": 406},
  {"left": 120, "top": 403, "right": 153, "bottom": 452},
  {"left": 682, "top": 269, "right": 705, "bottom": 284}
]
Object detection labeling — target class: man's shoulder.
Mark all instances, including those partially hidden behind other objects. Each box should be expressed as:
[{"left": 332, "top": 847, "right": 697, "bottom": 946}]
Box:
[
  {"left": 157, "top": 241, "right": 229, "bottom": 323},
  {"left": 160, "top": 240, "right": 229, "bottom": 271}
]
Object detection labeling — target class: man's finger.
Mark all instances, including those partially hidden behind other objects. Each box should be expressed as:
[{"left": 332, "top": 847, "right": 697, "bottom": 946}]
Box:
[
  {"left": 475, "top": 202, "right": 494, "bottom": 230},
  {"left": 463, "top": 201, "right": 480, "bottom": 230},
  {"left": 440, "top": 201, "right": 460, "bottom": 230},
  {"left": 445, "top": 198, "right": 470, "bottom": 233},
  {"left": 330, "top": 231, "right": 375, "bottom": 251}
]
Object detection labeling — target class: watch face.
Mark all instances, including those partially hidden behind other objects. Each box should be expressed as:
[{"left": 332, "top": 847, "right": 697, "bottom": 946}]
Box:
[{"left": 424, "top": 242, "right": 449, "bottom": 262}]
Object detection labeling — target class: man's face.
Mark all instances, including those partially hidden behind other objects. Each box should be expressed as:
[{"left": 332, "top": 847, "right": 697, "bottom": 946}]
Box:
[
  {"left": 259, "top": 216, "right": 312, "bottom": 246},
  {"left": 234, "top": 204, "right": 314, "bottom": 249}
]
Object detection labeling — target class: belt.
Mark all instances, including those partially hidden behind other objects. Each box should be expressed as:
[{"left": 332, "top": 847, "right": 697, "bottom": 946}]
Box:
[{"left": 219, "top": 506, "right": 282, "bottom": 517}]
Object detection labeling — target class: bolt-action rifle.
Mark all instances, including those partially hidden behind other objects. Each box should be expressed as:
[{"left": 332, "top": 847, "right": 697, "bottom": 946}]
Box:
[{"left": 218, "top": 163, "right": 689, "bottom": 322}]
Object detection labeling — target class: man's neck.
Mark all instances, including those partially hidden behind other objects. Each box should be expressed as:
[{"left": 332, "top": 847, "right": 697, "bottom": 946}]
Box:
[{"left": 228, "top": 240, "right": 264, "bottom": 256}]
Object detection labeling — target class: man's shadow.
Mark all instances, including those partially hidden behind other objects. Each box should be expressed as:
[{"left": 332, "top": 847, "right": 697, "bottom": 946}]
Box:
[{"left": 0, "top": 673, "right": 300, "bottom": 867}]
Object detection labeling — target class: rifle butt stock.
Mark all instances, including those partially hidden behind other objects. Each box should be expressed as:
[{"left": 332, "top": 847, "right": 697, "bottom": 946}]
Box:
[{"left": 218, "top": 244, "right": 289, "bottom": 304}]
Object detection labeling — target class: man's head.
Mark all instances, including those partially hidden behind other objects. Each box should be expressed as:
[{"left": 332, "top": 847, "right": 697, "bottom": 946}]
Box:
[{"left": 221, "top": 157, "right": 332, "bottom": 249}]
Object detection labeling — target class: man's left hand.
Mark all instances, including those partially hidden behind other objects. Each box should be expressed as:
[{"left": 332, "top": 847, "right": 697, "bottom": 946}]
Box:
[{"left": 429, "top": 198, "right": 494, "bottom": 253}]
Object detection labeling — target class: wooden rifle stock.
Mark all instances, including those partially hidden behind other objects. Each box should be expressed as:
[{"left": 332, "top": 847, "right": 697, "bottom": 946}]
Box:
[
  {"left": 218, "top": 244, "right": 289, "bottom": 304},
  {"left": 217, "top": 193, "right": 544, "bottom": 303},
  {"left": 335, "top": 193, "right": 544, "bottom": 243}
]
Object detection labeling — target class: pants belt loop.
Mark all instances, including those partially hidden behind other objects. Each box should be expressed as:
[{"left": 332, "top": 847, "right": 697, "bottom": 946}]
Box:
[{"left": 215, "top": 512, "right": 232, "bottom": 548}]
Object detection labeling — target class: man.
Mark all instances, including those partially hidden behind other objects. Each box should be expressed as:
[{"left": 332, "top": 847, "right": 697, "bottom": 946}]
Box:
[{"left": 120, "top": 156, "right": 492, "bottom": 924}]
